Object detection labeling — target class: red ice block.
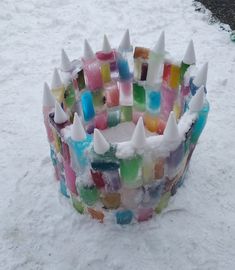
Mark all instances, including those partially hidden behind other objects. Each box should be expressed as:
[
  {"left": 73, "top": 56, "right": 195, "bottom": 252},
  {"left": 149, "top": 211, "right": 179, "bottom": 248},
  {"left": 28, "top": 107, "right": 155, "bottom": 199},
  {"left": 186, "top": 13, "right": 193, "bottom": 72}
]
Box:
[
  {"left": 94, "top": 112, "right": 108, "bottom": 130},
  {"left": 43, "top": 107, "right": 54, "bottom": 143},
  {"left": 104, "top": 82, "right": 119, "bottom": 107},
  {"left": 90, "top": 169, "right": 105, "bottom": 188}
]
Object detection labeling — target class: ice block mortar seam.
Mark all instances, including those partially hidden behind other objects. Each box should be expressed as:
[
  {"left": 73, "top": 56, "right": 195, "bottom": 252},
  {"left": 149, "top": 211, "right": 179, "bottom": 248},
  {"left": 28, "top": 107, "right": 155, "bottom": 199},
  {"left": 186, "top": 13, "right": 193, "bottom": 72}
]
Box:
[{"left": 43, "top": 30, "right": 210, "bottom": 224}]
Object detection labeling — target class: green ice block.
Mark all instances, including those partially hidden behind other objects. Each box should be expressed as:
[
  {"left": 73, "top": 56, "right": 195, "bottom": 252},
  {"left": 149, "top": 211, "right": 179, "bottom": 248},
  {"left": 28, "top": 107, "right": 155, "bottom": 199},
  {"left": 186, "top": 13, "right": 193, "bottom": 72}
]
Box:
[
  {"left": 92, "top": 89, "right": 105, "bottom": 110},
  {"left": 120, "top": 155, "right": 143, "bottom": 187},
  {"left": 107, "top": 109, "right": 120, "bottom": 127},
  {"left": 71, "top": 194, "right": 85, "bottom": 214},
  {"left": 133, "top": 83, "right": 146, "bottom": 111},
  {"left": 64, "top": 83, "right": 76, "bottom": 108},
  {"left": 155, "top": 191, "right": 171, "bottom": 214},
  {"left": 79, "top": 186, "right": 99, "bottom": 206},
  {"left": 120, "top": 106, "right": 133, "bottom": 122}
]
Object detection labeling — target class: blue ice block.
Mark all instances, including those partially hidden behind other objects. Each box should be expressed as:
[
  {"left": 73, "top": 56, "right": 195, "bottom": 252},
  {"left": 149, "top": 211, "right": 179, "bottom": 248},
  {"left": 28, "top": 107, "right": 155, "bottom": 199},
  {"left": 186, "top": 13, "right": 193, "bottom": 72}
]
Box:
[
  {"left": 90, "top": 145, "right": 119, "bottom": 171},
  {"left": 68, "top": 135, "right": 93, "bottom": 172},
  {"left": 116, "top": 210, "right": 133, "bottom": 225},
  {"left": 81, "top": 91, "right": 95, "bottom": 122},
  {"left": 117, "top": 58, "right": 131, "bottom": 80},
  {"left": 167, "top": 142, "right": 185, "bottom": 168},
  {"left": 50, "top": 145, "right": 57, "bottom": 166},
  {"left": 145, "top": 88, "right": 161, "bottom": 113},
  {"left": 190, "top": 77, "right": 207, "bottom": 96},
  {"left": 191, "top": 100, "right": 210, "bottom": 144},
  {"left": 60, "top": 176, "right": 70, "bottom": 198}
]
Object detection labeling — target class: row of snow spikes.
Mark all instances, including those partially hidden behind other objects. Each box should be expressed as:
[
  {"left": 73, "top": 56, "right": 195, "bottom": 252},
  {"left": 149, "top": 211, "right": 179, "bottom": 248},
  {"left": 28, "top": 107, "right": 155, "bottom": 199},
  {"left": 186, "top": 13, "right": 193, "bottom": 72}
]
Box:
[
  {"left": 56, "top": 30, "right": 207, "bottom": 90},
  {"left": 46, "top": 29, "right": 208, "bottom": 114}
]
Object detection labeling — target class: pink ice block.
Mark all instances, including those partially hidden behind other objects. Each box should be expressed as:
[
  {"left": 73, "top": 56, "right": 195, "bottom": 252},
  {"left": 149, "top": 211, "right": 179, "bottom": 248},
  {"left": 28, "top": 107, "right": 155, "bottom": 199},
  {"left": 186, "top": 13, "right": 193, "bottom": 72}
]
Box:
[
  {"left": 137, "top": 208, "right": 153, "bottom": 222},
  {"left": 132, "top": 110, "right": 144, "bottom": 124},
  {"left": 118, "top": 79, "right": 133, "bottom": 106},
  {"left": 181, "top": 83, "right": 190, "bottom": 96},
  {"left": 63, "top": 160, "right": 77, "bottom": 195},
  {"left": 96, "top": 50, "right": 114, "bottom": 62},
  {"left": 43, "top": 107, "right": 54, "bottom": 143},
  {"left": 160, "top": 85, "right": 177, "bottom": 120},
  {"left": 83, "top": 59, "right": 103, "bottom": 90}
]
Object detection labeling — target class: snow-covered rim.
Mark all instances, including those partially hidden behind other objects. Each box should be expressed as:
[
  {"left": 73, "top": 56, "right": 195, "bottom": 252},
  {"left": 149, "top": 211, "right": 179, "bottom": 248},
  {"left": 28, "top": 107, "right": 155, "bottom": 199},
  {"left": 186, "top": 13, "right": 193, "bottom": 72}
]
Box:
[
  {"left": 116, "top": 111, "right": 197, "bottom": 159},
  {"left": 62, "top": 109, "right": 198, "bottom": 160}
]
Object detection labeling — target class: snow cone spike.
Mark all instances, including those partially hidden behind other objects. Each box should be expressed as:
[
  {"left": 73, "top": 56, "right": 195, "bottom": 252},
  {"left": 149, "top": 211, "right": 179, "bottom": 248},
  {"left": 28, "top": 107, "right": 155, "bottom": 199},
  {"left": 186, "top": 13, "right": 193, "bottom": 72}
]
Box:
[
  {"left": 54, "top": 101, "right": 68, "bottom": 124},
  {"left": 71, "top": 113, "right": 86, "bottom": 141},
  {"left": 131, "top": 117, "right": 146, "bottom": 149},
  {"left": 163, "top": 111, "right": 180, "bottom": 141},
  {"left": 183, "top": 40, "right": 196, "bottom": 65},
  {"left": 93, "top": 128, "right": 110, "bottom": 155},
  {"left": 153, "top": 31, "right": 165, "bottom": 54},
  {"left": 51, "top": 68, "right": 63, "bottom": 89},
  {"left": 61, "top": 49, "right": 72, "bottom": 72},
  {"left": 83, "top": 39, "right": 95, "bottom": 60},
  {"left": 193, "top": 62, "right": 208, "bottom": 87},
  {"left": 118, "top": 29, "right": 131, "bottom": 51},
  {"left": 189, "top": 85, "right": 205, "bottom": 112},
  {"left": 102, "top": 34, "right": 112, "bottom": 52},
  {"left": 43, "top": 82, "right": 55, "bottom": 107}
]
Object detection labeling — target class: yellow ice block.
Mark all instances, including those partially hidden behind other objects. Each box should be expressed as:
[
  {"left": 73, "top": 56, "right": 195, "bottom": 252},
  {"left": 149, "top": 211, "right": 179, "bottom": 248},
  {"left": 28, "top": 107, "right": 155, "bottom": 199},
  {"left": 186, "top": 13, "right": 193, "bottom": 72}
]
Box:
[
  {"left": 101, "top": 63, "right": 111, "bottom": 84},
  {"left": 53, "top": 131, "right": 62, "bottom": 153},
  {"left": 144, "top": 112, "right": 158, "bottom": 132},
  {"left": 142, "top": 156, "right": 154, "bottom": 184},
  {"left": 173, "top": 101, "right": 181, "bottom": 120},
  {"left": 169, "top": 64, "right": 180, "bottom": 90},
  {"left": 134, "top": 59, "right": 142, "bottom": 80},
  {"left": 51, "top": 86, "right": 65, "bottom": 103}
]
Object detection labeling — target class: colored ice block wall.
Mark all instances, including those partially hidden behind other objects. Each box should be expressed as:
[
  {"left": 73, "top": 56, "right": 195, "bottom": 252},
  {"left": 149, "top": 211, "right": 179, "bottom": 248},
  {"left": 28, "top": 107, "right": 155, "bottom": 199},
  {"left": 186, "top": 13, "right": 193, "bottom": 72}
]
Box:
[{"left": 43, "top": 33, "right": 209, "bottom": 224}]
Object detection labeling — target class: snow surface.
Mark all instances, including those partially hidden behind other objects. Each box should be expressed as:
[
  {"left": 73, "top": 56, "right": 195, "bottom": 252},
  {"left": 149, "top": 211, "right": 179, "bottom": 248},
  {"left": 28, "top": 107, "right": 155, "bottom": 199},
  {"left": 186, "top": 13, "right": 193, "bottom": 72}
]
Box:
[{"left": 0, "top": 0, "right": 235, "bottom": 269}]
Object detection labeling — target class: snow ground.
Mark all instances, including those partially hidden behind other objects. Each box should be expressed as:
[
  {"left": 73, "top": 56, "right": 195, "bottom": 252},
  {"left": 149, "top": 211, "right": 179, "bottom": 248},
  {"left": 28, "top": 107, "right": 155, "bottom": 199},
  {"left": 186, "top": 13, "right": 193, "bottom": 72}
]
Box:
[{"left": 0, "top": 0, "right": 235, "bottom": 269}]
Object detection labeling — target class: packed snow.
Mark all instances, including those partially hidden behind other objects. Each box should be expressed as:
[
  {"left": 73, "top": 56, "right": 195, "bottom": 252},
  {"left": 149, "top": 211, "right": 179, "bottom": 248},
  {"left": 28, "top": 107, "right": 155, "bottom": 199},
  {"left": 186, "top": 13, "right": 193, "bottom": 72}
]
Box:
[{"left": 0, "top": 0, "right": 235, "bottom": 269}]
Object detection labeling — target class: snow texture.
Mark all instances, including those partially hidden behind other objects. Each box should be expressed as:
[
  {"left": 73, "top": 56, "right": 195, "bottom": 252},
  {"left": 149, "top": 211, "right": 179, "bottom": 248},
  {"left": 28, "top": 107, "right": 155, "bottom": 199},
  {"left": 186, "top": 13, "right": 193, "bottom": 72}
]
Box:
[{"left": 0, "top": 0, "right": 235, "bottom": 269}]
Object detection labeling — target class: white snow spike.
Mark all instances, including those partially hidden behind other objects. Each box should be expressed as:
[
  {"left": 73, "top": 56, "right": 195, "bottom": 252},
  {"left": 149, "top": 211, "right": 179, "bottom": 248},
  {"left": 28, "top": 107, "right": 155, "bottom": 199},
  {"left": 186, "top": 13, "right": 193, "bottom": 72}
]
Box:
[
  {"left": 131, "top": 117, "right": 146, "bottom": 149},
  {"left": 83, "top": 39, "right": 95, "bottom": 60},
  {"left": 163, "top": 111, "right": 180, "bottom": 142},
  {"left": 43, "top": 82, "right": 55, "bottom": 107},
  {"left": 51, "top": 68, "right": 63, "bottom": 89},
  {"left": 193, "top": 62, "right": 208, "bottom": 87},
  {"left": 183, "top": 40, "right": 196, "bottom": 65},
  {"left": 93, "top": 128, "right": 110, "bottom": 155},
  {"left": 102, "top": 34, "right": 112, "bottom": 52},
  {"left": 54, "top": 101, "right": 68, "bottom": 124},
  {"left": 118, "top": 29, "right": 131, "bottom": 51},
  {"left": 71, "top": 113, "right": 86, "bottom": 141},
  {"left": 61, "top": 49, "right": 72, "bottom": 72},
  {"left": 189, "top": 86, "right": 205, "bottom": 112},
  {"left": 153, "top": 31, "right": 165, "bottom": 54}
]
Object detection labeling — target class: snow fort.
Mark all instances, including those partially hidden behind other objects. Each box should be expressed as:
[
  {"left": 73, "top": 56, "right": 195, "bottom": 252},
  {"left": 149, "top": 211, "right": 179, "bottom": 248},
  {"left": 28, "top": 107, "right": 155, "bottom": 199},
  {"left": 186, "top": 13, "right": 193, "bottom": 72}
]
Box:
[{"left": 42, "top": 30, "right": 209, "bottom": 224}]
